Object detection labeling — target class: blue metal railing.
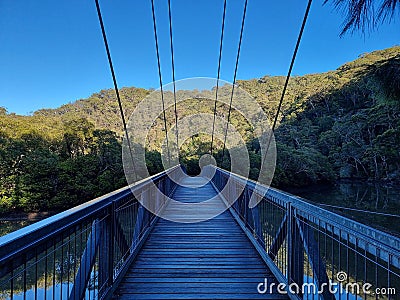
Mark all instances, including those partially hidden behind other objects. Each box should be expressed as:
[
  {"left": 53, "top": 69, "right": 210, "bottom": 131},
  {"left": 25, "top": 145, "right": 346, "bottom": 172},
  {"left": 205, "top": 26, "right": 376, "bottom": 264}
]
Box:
[
  {"left": 207, "top": 166, "right": 400, "bottom": 300},
  {"left": 0, "top": 166, "right": 181, "bottom": 300}
]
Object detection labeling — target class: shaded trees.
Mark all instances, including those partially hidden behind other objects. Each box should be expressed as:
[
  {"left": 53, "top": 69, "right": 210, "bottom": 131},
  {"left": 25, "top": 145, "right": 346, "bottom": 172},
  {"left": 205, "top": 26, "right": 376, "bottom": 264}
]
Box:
[{"left": 0, "top": 120, "right": 128, "bottom": 213}]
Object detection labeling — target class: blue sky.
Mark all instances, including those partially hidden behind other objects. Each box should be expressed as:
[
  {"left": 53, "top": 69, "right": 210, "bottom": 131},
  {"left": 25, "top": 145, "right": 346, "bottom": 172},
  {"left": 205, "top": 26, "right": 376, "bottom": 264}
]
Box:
[{"left": 0, "top": 0, "right": 398, "bottom": 115}]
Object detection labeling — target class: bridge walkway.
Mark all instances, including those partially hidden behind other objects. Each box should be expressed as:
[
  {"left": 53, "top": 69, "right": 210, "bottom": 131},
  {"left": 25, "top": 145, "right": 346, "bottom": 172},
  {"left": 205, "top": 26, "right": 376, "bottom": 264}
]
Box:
[{"left": 113, "top": 176, "right": 286, "bottom": 299}]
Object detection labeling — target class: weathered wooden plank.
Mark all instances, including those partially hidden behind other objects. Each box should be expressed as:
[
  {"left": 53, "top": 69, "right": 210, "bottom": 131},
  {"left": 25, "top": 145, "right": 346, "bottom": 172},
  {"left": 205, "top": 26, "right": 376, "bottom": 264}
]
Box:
[
  {"left": 127, "top": 268, "right": 270, "bottom": 274},
  {"left": 115, "top": 293, "right": 288, "bottom": 299},
  {"left": 141, "top": 244, "right": 256, "bottom": 249},
  {"left": 123, "top": 272, "right": 275, "bottom": 278},
  {"left": 121, "top": 277, "right": 274, "bottom": 283},
  {"left": 128, "top": 264, "right": 269, "bottom": 269},
  {"left": 134, "top": 257, "right": 263, "bottom": 263},
  {"left": 116, "top": 286, "right": 278, "bottom": 294},
  {"left": 133, "top": 258, "right": 260, "bottom": 267},
  {"left": 118, "top": 282, "right": 267, "bottom": 289}
]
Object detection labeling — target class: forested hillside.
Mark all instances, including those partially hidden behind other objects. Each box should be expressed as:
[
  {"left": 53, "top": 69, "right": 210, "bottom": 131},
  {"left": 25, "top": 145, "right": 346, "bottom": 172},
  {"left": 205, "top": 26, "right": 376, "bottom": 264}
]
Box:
[
  {"left": 241, "top": 46, "right": 400, "bottom": 186},
  {"left": 0, "top": 46, "right": 399, "bottom": 214}
]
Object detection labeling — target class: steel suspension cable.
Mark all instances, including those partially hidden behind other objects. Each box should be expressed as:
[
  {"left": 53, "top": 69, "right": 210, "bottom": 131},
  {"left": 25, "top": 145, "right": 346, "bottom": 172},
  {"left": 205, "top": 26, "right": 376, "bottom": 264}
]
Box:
[
  {"left": 210, "top": 0, "right": 227, "bottom": 156},
  {"left": 94, "top": 0, "right": 137, "bottom": 180},
  {"left": 167, "top": 0, "right": 179, "bottom": 157},
  {"left": 260, "top": 0, "right": 312, "bottom": 170},
  {"left": 221, "top": 0, "right": 248, "bottom": 164},
  {"left": 150, "top": 0, "right": 171, "bottom": 166}
]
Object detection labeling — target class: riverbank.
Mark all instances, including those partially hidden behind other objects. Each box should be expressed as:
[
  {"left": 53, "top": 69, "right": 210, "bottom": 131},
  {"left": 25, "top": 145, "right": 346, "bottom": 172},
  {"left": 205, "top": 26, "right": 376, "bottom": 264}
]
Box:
[
  {"left": 0, "top": 212, "right": 56, "bottom": 237},
  {"left": 0, "top": 211, "right": 54, "bottom": 222}
]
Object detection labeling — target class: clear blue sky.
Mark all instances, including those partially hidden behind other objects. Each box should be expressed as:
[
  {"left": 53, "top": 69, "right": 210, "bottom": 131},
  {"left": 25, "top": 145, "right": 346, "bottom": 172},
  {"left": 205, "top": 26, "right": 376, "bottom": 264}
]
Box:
[{"left": 0, "top": 0, "right": 398, "bottom": 115}]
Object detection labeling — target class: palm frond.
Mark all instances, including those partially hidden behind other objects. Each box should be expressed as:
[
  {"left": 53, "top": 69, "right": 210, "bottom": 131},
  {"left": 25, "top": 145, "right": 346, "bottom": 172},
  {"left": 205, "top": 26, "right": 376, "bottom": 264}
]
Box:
[{"left": 324, "top": 0, "right": 399, "bottom": 36}]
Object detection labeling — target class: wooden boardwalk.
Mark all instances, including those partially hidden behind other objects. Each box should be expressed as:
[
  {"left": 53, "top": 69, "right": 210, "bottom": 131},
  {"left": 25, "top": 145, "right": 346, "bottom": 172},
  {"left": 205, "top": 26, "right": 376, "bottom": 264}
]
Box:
[{"left": 113, "top": 177, "right": 286, "bottom": 299}]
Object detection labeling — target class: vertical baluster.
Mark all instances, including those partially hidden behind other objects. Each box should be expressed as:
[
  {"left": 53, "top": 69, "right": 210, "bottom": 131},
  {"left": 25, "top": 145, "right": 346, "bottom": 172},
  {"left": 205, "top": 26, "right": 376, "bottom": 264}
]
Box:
[
  {"left": 338, "top": 228, "right": 342, "bottom": 280},
  {"left": 87, "top": 223, "right": 92, "bottom": 300},
  {"left": 60, "top": 234, "right": 64, "bottom": 300},
  {"left": 346, "top": 232, "right": 350, "bottom": 300},
  {"left": 287, "top": 202, "right": 292, "bottom": 284},
  {"left": 23, "top": 260, "right": 27, "bottom": 300},
  {"left": 52, "top": 239, "right": 56, "bottom": 300},
  {"left": 10, "top": 267, "right": 14, "bottom": 300},
  {"left": 387, "top": 254, "right": 391, "bottom": 300},
  {"left": 364, "top": 244, "right": 367, "bottom": 300},
  {"left": 323, "top": 222, "right": 327, "bottom": 284},
  {"left": 35, "top": 248, "right": 38, "bottom": 300},
  {"left": 375, "top": 248, "right": 379, "bottom": 300},
  {"left": 67, "top": 234, "right": 71, "bottom": 298},
  {"left": 355, "top": 237, "right": 358, "bottom": 299},
  {"left": 331, "top": 225, "right": 335, "bottom": 286},
  {"left": 305, "top": 221, "right": 310, "bottom": 300},
  {"left": 93, "top": 242, "right": 96, "bottom": 300},
  {"left": 74, "top": 228, "right": 78, "bottom": 296},
  {"left": 110, "top": 203, "right": 115, "bottom": 286}
]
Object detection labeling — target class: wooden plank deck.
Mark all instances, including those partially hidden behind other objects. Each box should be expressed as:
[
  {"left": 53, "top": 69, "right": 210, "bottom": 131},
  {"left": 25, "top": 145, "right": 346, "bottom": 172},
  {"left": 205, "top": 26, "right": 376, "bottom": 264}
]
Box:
[{"left": 113, "top": 177, "right": 287, "bottom": 299}]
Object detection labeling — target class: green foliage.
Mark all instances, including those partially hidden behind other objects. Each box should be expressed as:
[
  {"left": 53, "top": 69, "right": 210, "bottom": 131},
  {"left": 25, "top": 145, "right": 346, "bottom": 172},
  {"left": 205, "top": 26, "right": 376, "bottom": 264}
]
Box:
[
  {"left": 0, "top": 46, "right": 399, "bottom": 215},
  {"left": 0, "top": 119, "right": 126, "bottom": 214}
]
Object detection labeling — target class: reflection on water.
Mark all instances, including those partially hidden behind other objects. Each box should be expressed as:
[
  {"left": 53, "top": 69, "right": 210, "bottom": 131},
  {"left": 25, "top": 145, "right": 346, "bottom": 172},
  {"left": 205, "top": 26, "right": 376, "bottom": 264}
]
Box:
[
  {"left": 0, "top": 225, "right": 98, "bottom": 300},
  {"left": 287, "top": 181, "right": 400, "bottom": 235},
  {"left": 302, "top": 275, "right": 363, "bottom": 300},
  {"left": 0, "top": 283, "right": 97, "bottom": 300}
]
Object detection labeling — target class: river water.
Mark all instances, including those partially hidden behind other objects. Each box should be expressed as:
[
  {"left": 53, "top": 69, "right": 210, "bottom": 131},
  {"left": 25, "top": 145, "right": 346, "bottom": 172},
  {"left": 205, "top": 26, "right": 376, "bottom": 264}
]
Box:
[{"left": 287, "top": 181, "right": 400, "bottom": 236}]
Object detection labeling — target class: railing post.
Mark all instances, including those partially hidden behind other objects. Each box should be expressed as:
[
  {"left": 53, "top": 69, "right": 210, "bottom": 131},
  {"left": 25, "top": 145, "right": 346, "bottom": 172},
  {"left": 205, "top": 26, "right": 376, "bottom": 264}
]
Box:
[
  {"left": 251, "top": 200, "right": 264, "bottom": 247},
  {"left": 133, "top": 190, "right": 148, "bottom": 249},
  {"left": 109, "top": 202, "right": 116, "bottom": 284},
  {"left": 156, "top": 181, "right": 162, "bottom": 214},
  {"left": 98, "top": 207, "right": 113, "bottom": 297},
  {"left": 287, "top": 203, "right": 304, "bottom": 296},
  {"left": 70, "top": 220, "right": 102, "bottom": 300}
]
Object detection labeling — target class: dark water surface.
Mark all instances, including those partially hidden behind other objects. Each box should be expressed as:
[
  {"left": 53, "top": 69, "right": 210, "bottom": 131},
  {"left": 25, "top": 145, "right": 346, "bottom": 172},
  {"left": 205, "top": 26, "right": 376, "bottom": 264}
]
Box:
[{"left": 287, "top": 181, "right": 400, "bottom": 236}]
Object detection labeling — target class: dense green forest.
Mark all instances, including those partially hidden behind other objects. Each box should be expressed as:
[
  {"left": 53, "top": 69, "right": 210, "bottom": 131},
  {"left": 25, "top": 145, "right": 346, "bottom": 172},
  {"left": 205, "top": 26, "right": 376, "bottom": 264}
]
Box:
[{"left": 0, "top": 46, "right": 399, "bottom": 214}]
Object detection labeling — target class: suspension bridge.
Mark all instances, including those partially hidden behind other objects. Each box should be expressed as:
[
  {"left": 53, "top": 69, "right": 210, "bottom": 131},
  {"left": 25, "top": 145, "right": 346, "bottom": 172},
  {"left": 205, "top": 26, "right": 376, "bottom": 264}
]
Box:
[
  {"left": 0, "top": 0, "right": 400, "bottom": 299},
  {"left": 0, "top": 166, "right": 399, "bottom": 299}
]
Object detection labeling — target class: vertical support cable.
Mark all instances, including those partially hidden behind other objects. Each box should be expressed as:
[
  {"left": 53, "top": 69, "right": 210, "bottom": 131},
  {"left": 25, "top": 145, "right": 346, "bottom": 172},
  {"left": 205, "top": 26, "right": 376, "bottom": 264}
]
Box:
[
  {"left": 260, "top": 0, "right": 312, "bottom": 170},
  {"left": 210, "top": 0, "right": 227, "bottom": 156},
  {"left": 150, "top": 0, "right": 171, "bottom": 166},
  {"left": 221, "top": 0, "right": 248, "bottom": 164},
  {"left": 167, "top": 0, "right": 179, "bottom": 158},
  {"left": 94, "top": 0, "right": 138, "bottom": 180}
]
